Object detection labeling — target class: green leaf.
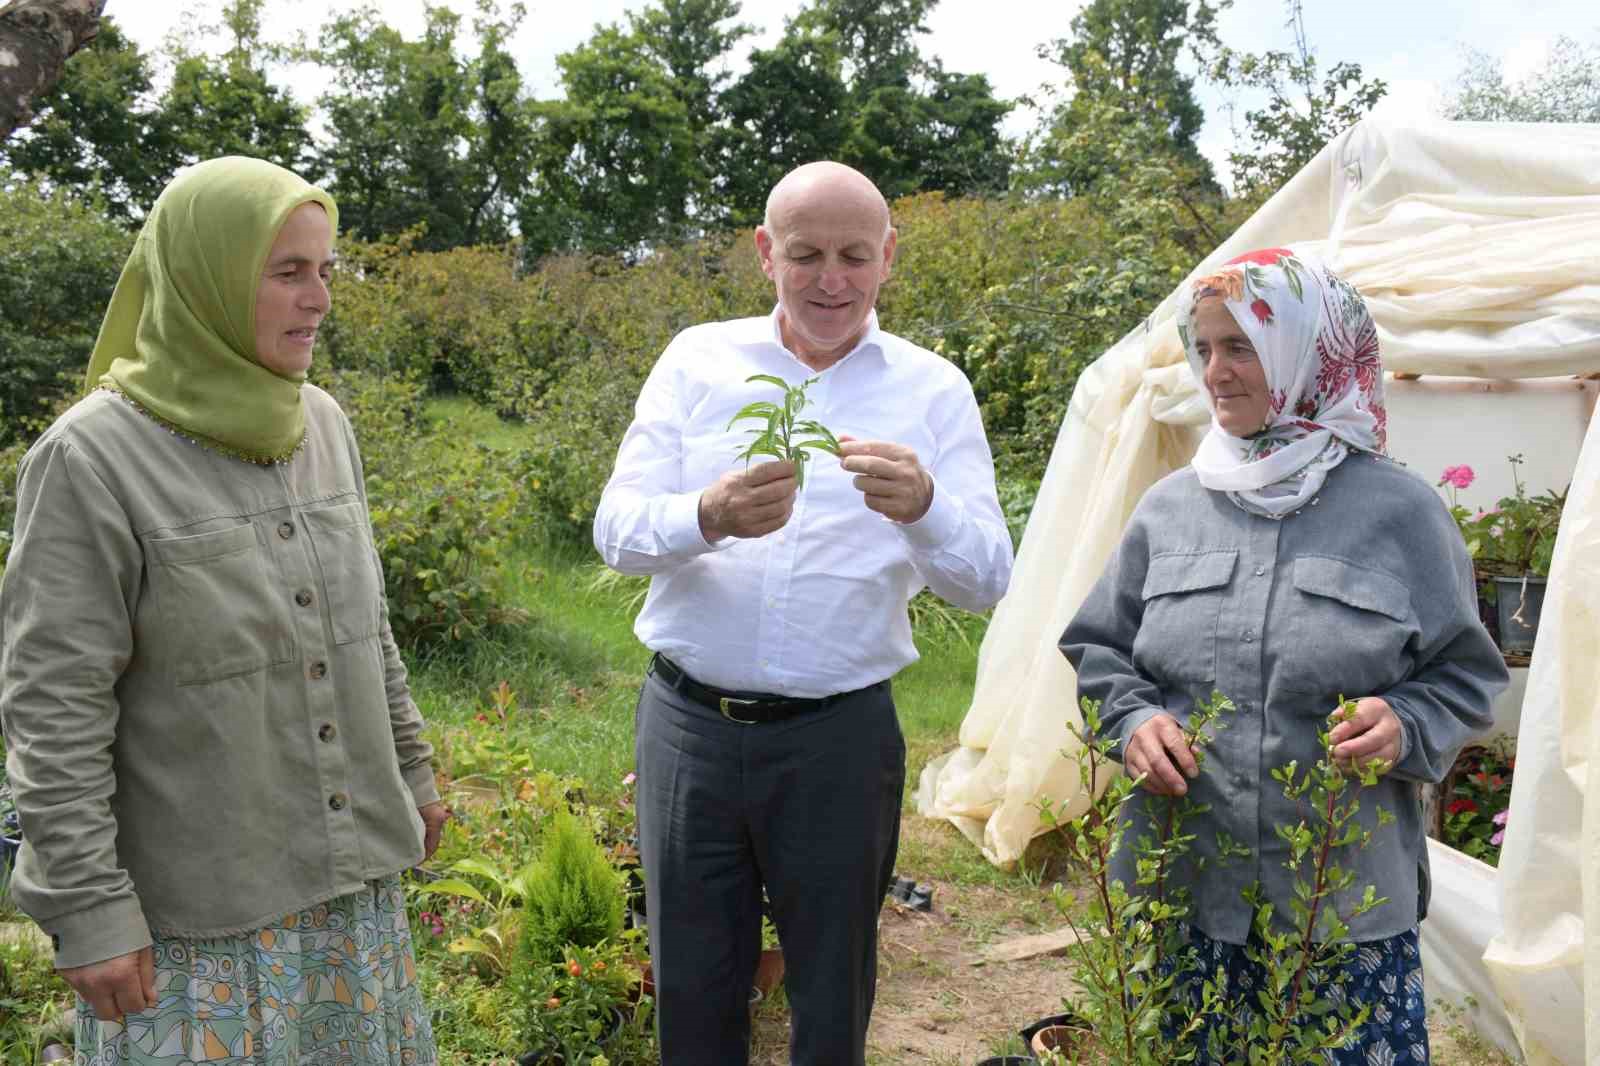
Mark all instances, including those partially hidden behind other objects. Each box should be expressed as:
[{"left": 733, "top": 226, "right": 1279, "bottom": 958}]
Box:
[
  {"left": 414, "top": 878, "right": 489, "bottom": 904},
  {"left": 745, "top": 374, "right": 792, "bottom": 391}
]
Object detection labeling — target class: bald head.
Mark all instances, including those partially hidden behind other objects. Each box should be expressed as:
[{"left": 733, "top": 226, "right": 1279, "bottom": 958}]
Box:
[
  {"left": 763, "top": 161, "right": 890, "bottom": 241},
  {"left": 754, "top": 161, "right": 898, "bottom": 369}
]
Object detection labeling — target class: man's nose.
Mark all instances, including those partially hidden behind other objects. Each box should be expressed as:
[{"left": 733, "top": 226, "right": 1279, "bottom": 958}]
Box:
[{"left": 817, "top": 264, "right": 847, "bottom": 293}]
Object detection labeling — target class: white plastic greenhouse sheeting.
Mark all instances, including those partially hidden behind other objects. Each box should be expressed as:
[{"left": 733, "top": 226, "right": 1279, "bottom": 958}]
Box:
[{"left": 913, "top": 116, "right": 1600, "bottom": 1062}]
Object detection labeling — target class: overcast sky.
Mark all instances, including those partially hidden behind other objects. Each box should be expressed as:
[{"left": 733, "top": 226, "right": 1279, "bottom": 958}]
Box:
[{"left": 109, "top": 0, "right": 1600, "bottom": 188}]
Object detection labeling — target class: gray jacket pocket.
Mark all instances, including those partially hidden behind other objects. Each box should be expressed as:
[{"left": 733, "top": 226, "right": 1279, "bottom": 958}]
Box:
[
  {"left": 146, "top": 524, "right": 295, "bottom": 685},
  {"left": 302, "top": 500, "right": 383, "bottom": 645},
  {"left": 1133, "top": 549, "right": 1236, "bottom": 684},
  {"left": 1280, "top": 555, "right": 1417, "bottom": 700}
]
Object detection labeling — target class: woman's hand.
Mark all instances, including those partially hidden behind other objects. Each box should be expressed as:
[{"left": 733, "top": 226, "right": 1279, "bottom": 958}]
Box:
[
  {"left": 1124, "top": 714, "right": 1200, "bottom": 796},
  {"left": 419, "top": 802, "right": 450, "bottom": 861},
  {"left": 1328, "top": 697, "right": 1402, "bottom": 773},
  {"left": 61, "top": 946, "right": 157, "bottom": 1022}
]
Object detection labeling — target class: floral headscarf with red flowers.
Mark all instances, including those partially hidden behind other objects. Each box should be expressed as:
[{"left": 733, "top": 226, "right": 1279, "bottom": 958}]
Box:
[{"left": 1176, "top": 247, "right": 1387, "bottom": 519}]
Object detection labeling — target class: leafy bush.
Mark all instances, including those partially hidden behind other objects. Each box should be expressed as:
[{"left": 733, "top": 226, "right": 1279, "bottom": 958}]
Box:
[
  {"left": 321, "top": 370, "right": 530, "bottom": 650},
  {"left": 0, "top": 178, "right": 132, "bottom": 446},
  {"left": 515, "top": 809, "right": 625, "bottom": 969}
]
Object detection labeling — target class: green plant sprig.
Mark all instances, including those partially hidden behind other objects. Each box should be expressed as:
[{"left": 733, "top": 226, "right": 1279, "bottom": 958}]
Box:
[{"left": 726, "top": 374, "right": 842, "bottom": 490}]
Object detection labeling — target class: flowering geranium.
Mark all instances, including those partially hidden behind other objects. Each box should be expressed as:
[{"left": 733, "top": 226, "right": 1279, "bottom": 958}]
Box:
[
  {"left": 1439, "top": 465, "right": 1476, "bottom": 490},
  {"left": 1442, "top": 741, "right": 1515, "bottom": 866},
  {"left": 1441, "top": 455, "right": 1567, "bottom": 581}
]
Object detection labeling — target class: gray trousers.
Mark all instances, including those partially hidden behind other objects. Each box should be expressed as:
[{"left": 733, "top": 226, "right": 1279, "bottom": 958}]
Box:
[{"left": 634, "top": 665, "right": 905, "bottom": 1065}]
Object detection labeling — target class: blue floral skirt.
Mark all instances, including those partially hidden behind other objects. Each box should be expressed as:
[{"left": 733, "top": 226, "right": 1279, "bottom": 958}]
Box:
[
  {"left": 74, "top": 876, "right": 437, "bottom": 1066},
  {"left": 1171, "top": 925, "right": 1429, "bottom": 1065}
]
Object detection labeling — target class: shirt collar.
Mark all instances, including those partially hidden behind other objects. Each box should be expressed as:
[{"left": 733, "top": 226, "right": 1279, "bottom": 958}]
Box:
[{"left": 765, "top": 305, "right": 892, "bottom": 368}]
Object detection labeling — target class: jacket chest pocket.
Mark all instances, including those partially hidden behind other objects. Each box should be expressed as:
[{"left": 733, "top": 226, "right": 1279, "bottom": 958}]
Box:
[
  {"left": 303, "top": 501, "right": 382, "bottom": 645},
  {"left": 1277, "top": 556, "right": 1416, "bottom": 701},
  {"left": 147, "top": 524, "right": 295, "bottom": 686},
  {"left": 1132, "top": 549, "right": 1236, "bottom": 685}
]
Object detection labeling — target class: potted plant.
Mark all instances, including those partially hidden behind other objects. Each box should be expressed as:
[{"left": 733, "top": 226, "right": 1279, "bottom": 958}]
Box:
[
  {"left": 1437, "top": 457, "right": 1567, "bottom": 657},
  {"left": 516, "top": 944, "right": 633, "bottom": 1065},
  {"left": 1438, "top": 740, "right": 1515, "bottom": 865}
]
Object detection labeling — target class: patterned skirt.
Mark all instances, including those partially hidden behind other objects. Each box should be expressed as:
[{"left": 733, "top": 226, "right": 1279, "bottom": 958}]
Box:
[
  {"left": 74, "top": 876, "right": 437, "bottom": 1066},
  {"left": 1169, "top": 924, "right": 1429, "bottom": 1065}
]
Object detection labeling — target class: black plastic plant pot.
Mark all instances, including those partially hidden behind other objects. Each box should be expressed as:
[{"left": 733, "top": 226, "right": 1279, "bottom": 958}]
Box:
[
  {"left": 1493, "top": 575, "right": 1546, "bottom": 655},
  {"left": 1019, "top": 1010, "right": 1089, "bottom": 1046},
  {"left": 975, "top": 1057, "right": 1035, "bottom": 1065},
  {"left": 518, "top": 1006, "right": 625, "bottom": 1066}
]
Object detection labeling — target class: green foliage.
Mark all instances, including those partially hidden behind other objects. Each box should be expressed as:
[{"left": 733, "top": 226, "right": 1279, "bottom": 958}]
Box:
[
  {"left": 1206, "top": 1, "right": 1387, "bottom": 202},
  {"left": 1444, "top": 34, "right": 1600, "bottom": 123},
  {"left": 313, "top": 3, "right": 532, "bottom": 249},
  {"left": 0, "top": 179, "right": 132, "bottom": 446},
  {"left": 1036, "top": 693, "right": 1232, "bottom": 1063},
  {"left": 515, "top": 941, "right": 643, "bottom": 1064},
  {"left": 727, "top": 375, "right": 841, "bottom": 490},
  {"left": 1441, "top": 741, "right": 1514, "bottom": 867},
  {"left": 1442, "top": 455, "right": 1567, "bottom": 579},
  {"left": 516, "top": 810, "right": 626, "bottom": 969},
  {"left": 1036, "top": 694, "right": 1396, "bottom": 1064},
  {"left": 0, "top": 17, "right": 172, "bottom": 221},
  {"left": 322, "top": 370, "right": 529, "bottom": 650}
]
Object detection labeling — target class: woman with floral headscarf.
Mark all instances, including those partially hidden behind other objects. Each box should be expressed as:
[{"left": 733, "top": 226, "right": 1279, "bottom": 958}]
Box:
[
  {"left": 1059, "top": 250, "right": 1507, "bottom": 1062},
  {"left": 0, "top": 158, "right": 444, "bottom": 1065}
]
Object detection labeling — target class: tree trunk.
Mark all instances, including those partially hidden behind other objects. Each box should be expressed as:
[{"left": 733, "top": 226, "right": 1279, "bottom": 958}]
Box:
[{"left": 0, "top": 0, "right": 106, "bottom": 143}]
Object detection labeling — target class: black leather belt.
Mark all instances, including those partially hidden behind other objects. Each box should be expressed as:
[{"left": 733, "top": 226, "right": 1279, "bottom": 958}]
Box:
[{"left": 649, "top": 653, "right": 863, "bottom": 724}]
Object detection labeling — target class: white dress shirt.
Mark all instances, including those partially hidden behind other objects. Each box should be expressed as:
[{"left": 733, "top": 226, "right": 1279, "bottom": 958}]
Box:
[{"left": 594, "top": 309, "right": 1014, "bottom": 698}]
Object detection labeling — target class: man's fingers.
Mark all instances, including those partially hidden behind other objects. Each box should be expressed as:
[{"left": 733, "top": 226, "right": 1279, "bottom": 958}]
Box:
[
  {"left": 744, "top": 477, "right": 799, "bottom": 505},
  {"left": 1138, "top": 751, "right": 1187, "bottom": 795},
  {"left": 743, "top": 460, "right": 798, "bottom": 486}
]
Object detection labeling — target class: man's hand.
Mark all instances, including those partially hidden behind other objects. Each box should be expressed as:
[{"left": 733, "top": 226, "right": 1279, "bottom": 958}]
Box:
[
  {"left": 1124, "top": 714, "right": 1200, "bottom": 796},
  {"left": 837, "top": 437, "right": 933, "bottom": 524},
  {"left": 1327, "top": 697, "right": 1402, "bottom": 774},
  {"left": 698, "top": 460, "right": 798, "bottom": 541},
  {"left": 420, "top": 802, "right": 449, "bottom": 862},
  {"left": 61, "top": 946, "right": 157, "bottom": 1022}
]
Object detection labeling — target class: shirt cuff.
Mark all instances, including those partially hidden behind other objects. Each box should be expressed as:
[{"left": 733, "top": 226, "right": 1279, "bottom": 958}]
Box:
[
  {"left": 404, "top": 761, "right": 442, "bottom": 809},
  {"left": 660, "top": 490, "right": 723, "bottom": 555},
  {"left": 47, "top": 895, "right": 153, "bottom": 970},
  {"left": 894, "top": 474, "right": 961, "bottom": 552}
]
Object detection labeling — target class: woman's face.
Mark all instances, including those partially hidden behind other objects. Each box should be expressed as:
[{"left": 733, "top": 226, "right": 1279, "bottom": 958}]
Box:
[
  {"left": 1193, "top": 296, "right": 1271, "bottom": 437},
  {"left": 253, "top": 203, "right": 334, "bottom": 377}
]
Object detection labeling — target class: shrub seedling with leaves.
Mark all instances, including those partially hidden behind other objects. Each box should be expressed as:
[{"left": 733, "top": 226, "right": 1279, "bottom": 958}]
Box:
[{"left": 727, "top": 375, "right": 841, "bottom": 489}]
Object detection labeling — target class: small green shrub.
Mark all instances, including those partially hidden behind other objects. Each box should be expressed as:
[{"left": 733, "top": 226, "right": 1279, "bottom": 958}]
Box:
[{"left": 516, "top": 809, "right": 625, "bottom": 968}]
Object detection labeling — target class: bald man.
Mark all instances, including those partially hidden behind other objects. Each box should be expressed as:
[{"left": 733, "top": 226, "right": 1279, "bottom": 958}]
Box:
[{"left": 594, "top": 161, "right": 1013, "bottom": 1064}]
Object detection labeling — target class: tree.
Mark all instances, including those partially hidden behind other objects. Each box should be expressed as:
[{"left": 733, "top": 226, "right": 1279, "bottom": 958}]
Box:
[
  {"left": 714, "top": 24, "right": 850, "bottom": 225},
  {"left": 160, "top": 0, "right": 312, "bottom": 175},
  {"left": 1444, "top": 34, "right": 1600, "bottom": 123},
  {"left": 0, "top": 0, "right": 104, "bottom": 142},
  {"left": 1019, "top": 0, "right": 1221, "bottom": 198},
  {"left": 630, "top": 0, "right": 752, "bottom": 141},
  {"left": 0, "top": 13, "right": 173, "bottom": 220},
  {"left": 1208, "top": 0, "right": 1386, "bottom": 200},
  {"left": 314, "top": 2, "right": 533, "bottom": 249},
  {"left": 522, "top": 21, "right": 700, "bottom": 257}
]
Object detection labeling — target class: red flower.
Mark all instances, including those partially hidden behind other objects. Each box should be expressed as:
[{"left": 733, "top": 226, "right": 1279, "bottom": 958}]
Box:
[
  {"left": 1250, "top": 299, "right": 1274, "bottom": 325},
  {"left": 1447, "top": 798, "right": 1478, "bottom": 815},
  {"left": 1226, "top": 248, "right": 1294, "bottom": 266},
  {"left": 567, "top": 961, "right": 583, "bottom": 977}
]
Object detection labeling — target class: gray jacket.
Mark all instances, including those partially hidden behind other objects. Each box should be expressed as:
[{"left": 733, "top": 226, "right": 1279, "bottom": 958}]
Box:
[
  {"left": 1, "top": 386, "right": 438, "bottom": 968},
  {"left": 1060, "top": 453, "right": 1508, "bottom": 944}
]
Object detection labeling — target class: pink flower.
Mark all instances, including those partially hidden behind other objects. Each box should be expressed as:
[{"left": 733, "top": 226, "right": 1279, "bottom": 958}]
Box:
[
  {"left": 1439, "top": 465, "right": 1476, "bottom": 490},
  {"left": 1490, "top": 830, "right": 1505, "bottom": 846},
  {"left": 1250, "top": 299, "right": 1274, "bottom": 325},
  {"left": 1492, "top": 810, "right": 1509, "bottom": 827},
  {"left": 622, "top": 771, "right": 638, "bottom": 787}
]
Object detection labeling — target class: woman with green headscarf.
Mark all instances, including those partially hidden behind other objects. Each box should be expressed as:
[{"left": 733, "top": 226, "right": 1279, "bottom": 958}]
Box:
[{"left": 0, "top": 157, "right": 445, "bottom": 1065}]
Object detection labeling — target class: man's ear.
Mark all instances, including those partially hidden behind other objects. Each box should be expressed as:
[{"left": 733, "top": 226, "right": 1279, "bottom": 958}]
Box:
[
  {"left": 880, "top": 226, "right": 898, "bottom": 280},
  {"left": 754, "top": 226, "right": 777, "bottom": 280}
]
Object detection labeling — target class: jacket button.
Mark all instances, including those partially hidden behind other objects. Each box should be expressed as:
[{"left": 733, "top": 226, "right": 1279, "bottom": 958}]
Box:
[
  {"left": 277, "top": 521, "right": 295, "bottom": 540},
  {"left": 1253, "top": 566, "right": 1265, "bottom": 577},
  {"left": 1242, "top": 630, "right": 1255, "bottom": 644},
  {"left": 328, "top": 792, "right": 347, "bottom": 811},
  {"left": 309, "top": 661, "right": 328, "bottom": 680},
  {"left": 295, "top": 589, "right": 314, "bottom": 607},
  {"left": 318, "top": 722, "right": 337, "bottom": 743}
]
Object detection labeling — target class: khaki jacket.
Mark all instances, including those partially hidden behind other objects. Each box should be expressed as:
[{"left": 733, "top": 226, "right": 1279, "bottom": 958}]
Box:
[{"left": 1, "top": 386, "right": 438, "bottom": 968}]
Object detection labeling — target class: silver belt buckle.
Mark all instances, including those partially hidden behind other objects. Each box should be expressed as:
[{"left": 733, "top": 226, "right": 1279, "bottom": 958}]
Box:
[{"left": 719, "top": 696, "right": 759, "bottom": 724}]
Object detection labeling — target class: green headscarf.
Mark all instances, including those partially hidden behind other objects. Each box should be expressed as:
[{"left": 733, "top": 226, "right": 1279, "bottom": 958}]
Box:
[{"left": 84, "top": 156, "right": 339, "bottom": 464}]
